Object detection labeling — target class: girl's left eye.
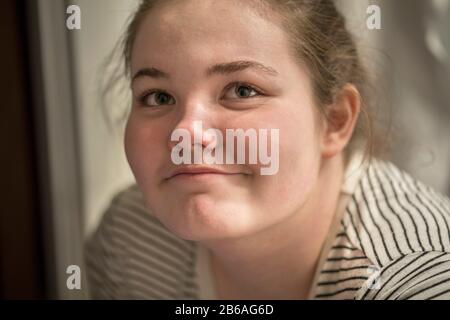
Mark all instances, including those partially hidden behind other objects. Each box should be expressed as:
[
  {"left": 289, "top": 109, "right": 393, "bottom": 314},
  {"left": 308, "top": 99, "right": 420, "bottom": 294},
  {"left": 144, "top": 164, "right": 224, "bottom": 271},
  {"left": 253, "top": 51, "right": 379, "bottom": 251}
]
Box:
[{"left": 223, "top": 83, "right": 261, "bottom": 100}]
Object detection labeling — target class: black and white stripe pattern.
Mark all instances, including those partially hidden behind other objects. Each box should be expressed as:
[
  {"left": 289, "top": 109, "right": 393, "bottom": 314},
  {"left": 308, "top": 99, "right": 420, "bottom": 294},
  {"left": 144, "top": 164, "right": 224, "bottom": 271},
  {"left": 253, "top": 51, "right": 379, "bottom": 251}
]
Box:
[
  {"left": 315, "top": 160, "right": 450, "bottom": 299},
  {"left": 85, "top": 160, "right": 450, "bottom": 300},
  {"left": 85, "top": 187, "right": 198, "bottom": 299}
]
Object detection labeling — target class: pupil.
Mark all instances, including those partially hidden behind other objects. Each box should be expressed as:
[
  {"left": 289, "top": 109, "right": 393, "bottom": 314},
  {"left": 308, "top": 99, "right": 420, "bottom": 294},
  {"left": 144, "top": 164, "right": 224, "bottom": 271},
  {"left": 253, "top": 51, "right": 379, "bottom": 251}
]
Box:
[
  {"left": 157, "top": 93, "right": 168, "bottom": 104},
  {"left": 237, "top": 86, "right": 251, "bottom": 97}
]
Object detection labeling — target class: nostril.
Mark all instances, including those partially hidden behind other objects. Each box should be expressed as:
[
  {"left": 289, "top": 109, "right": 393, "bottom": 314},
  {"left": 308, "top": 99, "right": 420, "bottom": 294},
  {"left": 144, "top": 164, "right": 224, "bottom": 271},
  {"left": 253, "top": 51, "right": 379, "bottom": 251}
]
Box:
[
  {"left": 169, "top": 120, "right": 219, "bottom": 150},
  {"left": 203, "top": 128, "right": 218, "bottom": 148}
]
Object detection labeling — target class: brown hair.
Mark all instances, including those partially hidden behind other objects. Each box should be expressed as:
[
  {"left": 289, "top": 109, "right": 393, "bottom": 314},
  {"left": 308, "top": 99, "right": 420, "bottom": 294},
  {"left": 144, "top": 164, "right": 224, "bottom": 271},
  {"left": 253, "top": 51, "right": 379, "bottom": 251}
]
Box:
[{"left": 104, "top": 0, "right": 386, "bottom": 165}]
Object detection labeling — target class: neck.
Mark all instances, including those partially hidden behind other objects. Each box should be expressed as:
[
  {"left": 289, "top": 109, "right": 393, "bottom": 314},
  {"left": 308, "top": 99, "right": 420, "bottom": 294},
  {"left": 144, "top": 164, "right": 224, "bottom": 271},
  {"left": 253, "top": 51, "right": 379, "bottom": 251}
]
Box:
[{"left": 201, "top": 154, "right": 346, "bottom": 299}]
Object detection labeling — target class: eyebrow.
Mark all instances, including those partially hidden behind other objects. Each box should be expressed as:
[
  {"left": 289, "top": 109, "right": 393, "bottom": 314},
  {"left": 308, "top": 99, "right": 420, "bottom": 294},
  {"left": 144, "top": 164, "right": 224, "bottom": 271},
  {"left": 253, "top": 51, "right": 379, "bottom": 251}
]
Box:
[
  {"left": 132, "top": 67, "right": 169, "bottom": 81},
  {"left": 131, "top": 60, "right": 279, "bottom": 83},
  {"left": 206, "top": 60, "right": 279, "bottom": 77}
]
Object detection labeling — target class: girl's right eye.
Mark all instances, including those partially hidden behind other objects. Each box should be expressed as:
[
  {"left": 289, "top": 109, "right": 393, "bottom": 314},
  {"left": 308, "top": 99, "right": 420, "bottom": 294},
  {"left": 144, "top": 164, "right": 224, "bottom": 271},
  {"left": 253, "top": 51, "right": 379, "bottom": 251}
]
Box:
[{"left": 139, "top": 91, "right": 176, "bottom": 107}]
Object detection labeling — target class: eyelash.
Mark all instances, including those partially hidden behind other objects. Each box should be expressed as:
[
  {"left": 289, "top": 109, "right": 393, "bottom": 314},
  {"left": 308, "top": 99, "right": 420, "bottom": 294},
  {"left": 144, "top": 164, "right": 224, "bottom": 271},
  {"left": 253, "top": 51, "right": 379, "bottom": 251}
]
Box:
[
  {"left": 137, "top": 89, "right": 172, "bottom": 106},
  {"left": 224, "top": 81, "right": 263, "bottom": 97},
  {"left": 137, "top": 82, "right": 264, "bottom": 107}
]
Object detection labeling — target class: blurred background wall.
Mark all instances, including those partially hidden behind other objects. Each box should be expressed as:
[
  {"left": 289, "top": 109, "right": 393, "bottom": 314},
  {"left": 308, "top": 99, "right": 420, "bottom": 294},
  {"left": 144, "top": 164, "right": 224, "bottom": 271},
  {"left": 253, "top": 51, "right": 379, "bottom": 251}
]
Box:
[
  {"left": 1, "top": 0, "right": 449, "bottom": 299},
  {"left": 378, "top": 0, "right": 450, "bottom": 195},
  {"left": 68, "top": 0, "right": 137, "bottom": 239}
]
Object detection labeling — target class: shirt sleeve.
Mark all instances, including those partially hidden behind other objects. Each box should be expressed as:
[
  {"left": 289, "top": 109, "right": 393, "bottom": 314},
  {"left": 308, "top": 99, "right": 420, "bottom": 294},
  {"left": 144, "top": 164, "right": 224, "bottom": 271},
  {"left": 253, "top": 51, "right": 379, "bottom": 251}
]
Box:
[
  {"left": 84, "top": 198, "right": 126, "bottom": 299},
  {"left": 356, "top": 251, "right": 450, "bottom": 300}
]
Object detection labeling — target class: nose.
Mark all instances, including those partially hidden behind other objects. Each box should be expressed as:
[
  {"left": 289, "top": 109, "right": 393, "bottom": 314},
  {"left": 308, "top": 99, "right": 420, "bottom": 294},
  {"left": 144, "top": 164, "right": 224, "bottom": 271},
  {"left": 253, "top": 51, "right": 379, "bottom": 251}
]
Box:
[{"left": 167, "top": 99, "right": 218, "bottom": 153}]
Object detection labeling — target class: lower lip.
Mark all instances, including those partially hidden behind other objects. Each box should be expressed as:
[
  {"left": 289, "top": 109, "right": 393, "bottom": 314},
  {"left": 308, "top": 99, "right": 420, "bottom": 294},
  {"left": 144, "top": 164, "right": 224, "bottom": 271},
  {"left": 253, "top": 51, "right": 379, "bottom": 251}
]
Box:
[{"left": 169, "top": 173, "right": 240, "bottom": 181}]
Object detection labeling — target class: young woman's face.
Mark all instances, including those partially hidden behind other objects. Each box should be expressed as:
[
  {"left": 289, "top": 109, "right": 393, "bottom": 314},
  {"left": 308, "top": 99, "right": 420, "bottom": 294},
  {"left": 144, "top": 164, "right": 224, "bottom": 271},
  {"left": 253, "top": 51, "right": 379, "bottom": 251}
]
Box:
[{"left": 125, "top": 0, "right": 325, "bottom": 241}]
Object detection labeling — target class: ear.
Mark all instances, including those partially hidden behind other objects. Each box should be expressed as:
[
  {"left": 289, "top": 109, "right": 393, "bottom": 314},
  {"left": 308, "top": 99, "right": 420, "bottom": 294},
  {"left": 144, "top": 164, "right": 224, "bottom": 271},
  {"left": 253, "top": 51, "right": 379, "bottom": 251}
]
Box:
[{"left": 320, "top": 84, "right": 361, "bottom": 158}]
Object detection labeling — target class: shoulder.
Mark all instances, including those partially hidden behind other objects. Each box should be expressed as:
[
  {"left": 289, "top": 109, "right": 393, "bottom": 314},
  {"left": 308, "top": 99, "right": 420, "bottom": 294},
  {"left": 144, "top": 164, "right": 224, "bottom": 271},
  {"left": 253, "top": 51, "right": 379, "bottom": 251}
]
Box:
[
  {"left": 356, "top": 251, "right": 450, "bottom": 299},
  {"left": 84, "top": 184, "right": 198, "bottom": 299},
  {"left": 340, "top": 159, "right": 450, "bottom": 299}
]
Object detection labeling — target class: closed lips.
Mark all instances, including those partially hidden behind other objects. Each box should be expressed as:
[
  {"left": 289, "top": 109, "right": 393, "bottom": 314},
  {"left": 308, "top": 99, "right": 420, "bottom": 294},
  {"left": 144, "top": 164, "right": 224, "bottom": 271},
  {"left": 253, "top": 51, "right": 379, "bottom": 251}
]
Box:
[{"left": 166, "top": 166, "right": 243, "bottom": 179}]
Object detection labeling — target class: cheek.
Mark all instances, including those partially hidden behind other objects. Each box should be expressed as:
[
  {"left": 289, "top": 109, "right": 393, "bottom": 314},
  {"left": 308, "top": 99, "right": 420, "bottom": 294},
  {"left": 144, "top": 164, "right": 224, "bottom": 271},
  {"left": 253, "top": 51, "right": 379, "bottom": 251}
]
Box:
[
  {"left": 249, "top": 103, "right": 322, "bottom": 211},
  {"left": 282, "top": 106, "right": 322, "bottom": 183},
  {"left": 124, "top": 116, "right": 166, "bottom": 189},
  {"left": 124, "top": 117, "right": 144, "bottom": 173}
]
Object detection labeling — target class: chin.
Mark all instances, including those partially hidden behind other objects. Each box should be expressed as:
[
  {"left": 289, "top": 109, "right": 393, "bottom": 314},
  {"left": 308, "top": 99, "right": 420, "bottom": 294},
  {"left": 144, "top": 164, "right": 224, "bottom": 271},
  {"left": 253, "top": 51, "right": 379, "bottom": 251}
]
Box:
[{"left": 159, "top": 195, "right": 256, "bottom": 241}]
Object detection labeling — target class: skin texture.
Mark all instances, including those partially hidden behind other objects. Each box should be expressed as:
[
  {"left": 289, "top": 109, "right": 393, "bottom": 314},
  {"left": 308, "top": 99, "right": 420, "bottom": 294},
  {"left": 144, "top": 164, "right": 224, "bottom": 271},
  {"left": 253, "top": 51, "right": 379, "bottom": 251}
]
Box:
[{"left": 125, "top": 0, "right": 360, "bottom": 299}]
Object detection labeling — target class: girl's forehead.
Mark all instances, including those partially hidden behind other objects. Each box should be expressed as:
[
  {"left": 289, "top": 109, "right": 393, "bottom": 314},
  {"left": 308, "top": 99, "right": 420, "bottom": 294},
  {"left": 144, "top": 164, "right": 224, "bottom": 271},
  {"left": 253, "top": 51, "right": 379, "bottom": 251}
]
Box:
[
  {"left": 145, "top": 0, "right": 271, "bottom": 22},
  {"left": 135, "top": 0, "right": 282, "bottom": 43},
  {"left": 131, "top": 2, "right": 291, "bottom": 70}
]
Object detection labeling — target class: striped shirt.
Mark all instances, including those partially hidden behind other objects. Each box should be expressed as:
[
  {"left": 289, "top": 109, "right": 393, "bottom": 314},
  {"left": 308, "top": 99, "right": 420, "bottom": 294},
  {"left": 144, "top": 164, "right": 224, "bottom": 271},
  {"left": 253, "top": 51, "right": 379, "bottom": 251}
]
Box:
[{"left": 85, "top": 158, "right": 450, "bottom": 300}]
